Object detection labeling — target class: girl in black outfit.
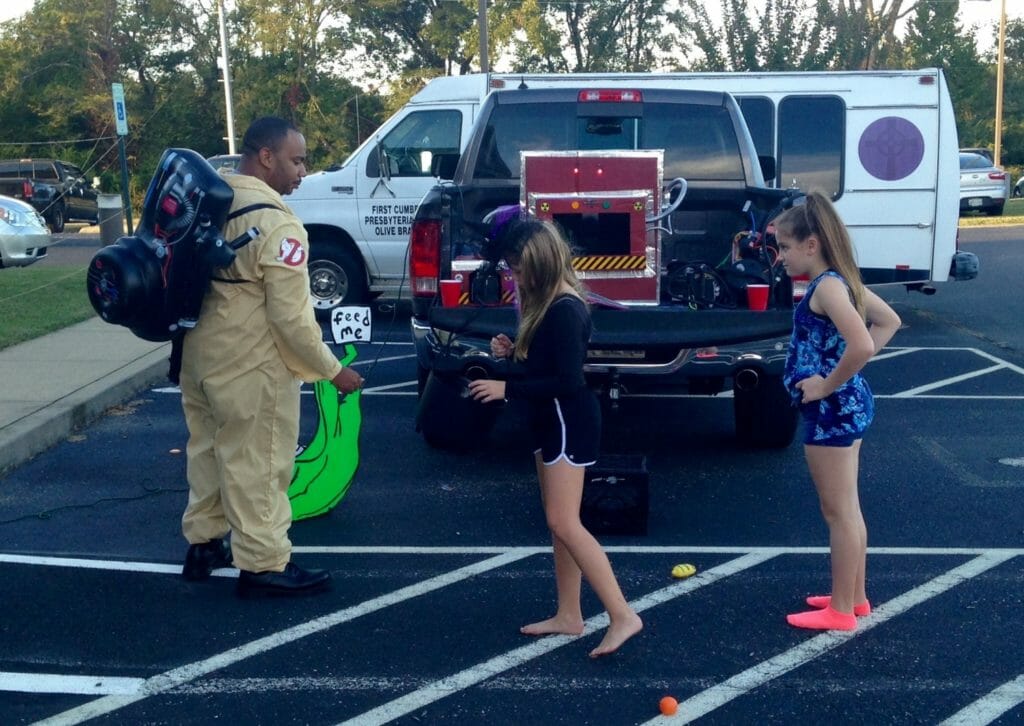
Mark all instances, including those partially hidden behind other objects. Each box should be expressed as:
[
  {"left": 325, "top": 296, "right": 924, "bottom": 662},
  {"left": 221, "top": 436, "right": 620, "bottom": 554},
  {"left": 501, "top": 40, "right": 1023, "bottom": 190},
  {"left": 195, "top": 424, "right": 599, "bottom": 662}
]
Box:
[{"left": 469, "top": 218, "right": 642, "bottom": 658}]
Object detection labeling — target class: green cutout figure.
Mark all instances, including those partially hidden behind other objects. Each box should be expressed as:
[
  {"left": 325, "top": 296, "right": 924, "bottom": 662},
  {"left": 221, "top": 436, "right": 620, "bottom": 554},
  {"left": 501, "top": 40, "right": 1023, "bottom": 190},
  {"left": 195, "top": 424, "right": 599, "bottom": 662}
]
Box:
[{"left": 288, "top": 342, "right": 362, "bottom": 520}]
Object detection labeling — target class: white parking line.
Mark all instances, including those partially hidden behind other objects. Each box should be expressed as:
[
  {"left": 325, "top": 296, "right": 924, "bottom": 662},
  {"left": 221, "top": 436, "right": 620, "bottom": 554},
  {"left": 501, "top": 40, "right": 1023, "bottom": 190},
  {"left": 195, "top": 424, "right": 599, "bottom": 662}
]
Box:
[
  {"left": 29, "top": 550, "right": 534, "bottom": 726},
  {"left": 939, "top": 673, "right": 1024, "bottom": 725},
  {"left": 7, "top": 547, "right": 1021, "bottom": 721},
  {"left": 891, "top": 363, "right": 1007, "bottom": 397},
  {"left": 641, "top": 550, "right": 1018, "bottom": 725},
  {"left": 4, "top": 547, "right": 1022, "bottom": 575},
  {"left": 335, "top": 551, "right": 778, "bottom": 726},
  {"left": 0, "top": 673, "right": 144, "bottom": 696}
]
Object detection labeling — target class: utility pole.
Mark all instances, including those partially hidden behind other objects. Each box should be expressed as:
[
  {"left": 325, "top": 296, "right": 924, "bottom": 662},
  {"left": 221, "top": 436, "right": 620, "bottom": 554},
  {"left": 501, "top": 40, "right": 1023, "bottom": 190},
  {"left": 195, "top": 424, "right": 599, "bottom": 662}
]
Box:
[
  {"left": 994, "top": 0, "right": 1006, "bottom": 166},
  {"left": 478, "top": 0, "right": 489, "bottom": 73},
  {"left": 217, "top": 0, "right": 237, "bottom": 154}
]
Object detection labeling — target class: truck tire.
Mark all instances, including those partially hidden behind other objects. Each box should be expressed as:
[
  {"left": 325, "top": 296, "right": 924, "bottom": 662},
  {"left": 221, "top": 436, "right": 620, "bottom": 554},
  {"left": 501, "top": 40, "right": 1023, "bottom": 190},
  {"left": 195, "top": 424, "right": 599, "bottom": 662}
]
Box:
[
  {"left": 732, "top": 372, "right": 798, "bottom": 448},
  {"left": 416, "top": 371, "right": 500, "bottom": 451},
  {"left": 308, "top": 244, "right": 368, "bottom": 319},
  {"left": 47, "top": 203, "right": 65, "bottom": 233}
]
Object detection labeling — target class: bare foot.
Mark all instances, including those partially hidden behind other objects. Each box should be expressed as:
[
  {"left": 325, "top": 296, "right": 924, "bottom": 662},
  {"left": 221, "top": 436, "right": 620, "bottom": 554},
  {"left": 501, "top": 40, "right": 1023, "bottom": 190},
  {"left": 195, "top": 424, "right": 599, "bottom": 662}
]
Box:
[
  {"left": 520, "top": 614, "right": 585, "bottom": 637},
  {"left": 589, "top": 612, "right": 643, "bottom": 658}
]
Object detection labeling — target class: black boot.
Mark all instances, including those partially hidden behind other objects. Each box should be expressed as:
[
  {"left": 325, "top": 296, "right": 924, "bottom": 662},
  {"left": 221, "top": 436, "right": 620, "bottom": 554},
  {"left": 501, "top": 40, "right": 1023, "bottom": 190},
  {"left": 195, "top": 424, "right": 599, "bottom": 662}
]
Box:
[
  {"left": 182, "top": 538, "right": 233, "bottom": 581},
  {"left": 236, "top": 562, "right": 332, "bottom": 598}
]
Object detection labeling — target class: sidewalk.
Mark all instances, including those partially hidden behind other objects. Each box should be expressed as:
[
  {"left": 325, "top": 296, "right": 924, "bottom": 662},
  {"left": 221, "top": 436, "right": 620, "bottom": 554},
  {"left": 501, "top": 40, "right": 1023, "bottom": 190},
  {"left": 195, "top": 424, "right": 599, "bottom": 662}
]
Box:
[{"left": 0, "top": 316, "right": 170, "bottom": 475}]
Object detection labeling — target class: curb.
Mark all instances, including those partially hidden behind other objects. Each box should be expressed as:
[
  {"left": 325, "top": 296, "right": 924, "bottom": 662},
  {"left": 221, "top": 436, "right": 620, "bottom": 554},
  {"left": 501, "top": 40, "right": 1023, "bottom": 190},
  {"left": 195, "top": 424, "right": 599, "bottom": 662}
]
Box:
[{"left": 0, "top": 345, "right": 171, "bottom": 476}]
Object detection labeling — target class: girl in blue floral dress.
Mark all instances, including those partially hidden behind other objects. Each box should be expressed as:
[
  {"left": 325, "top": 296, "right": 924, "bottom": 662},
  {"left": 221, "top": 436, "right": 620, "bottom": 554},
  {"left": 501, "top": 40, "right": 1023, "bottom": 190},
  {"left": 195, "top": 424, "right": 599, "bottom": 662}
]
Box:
[{"left": 775, "top": 191, "right": 902, "bottom": 631}]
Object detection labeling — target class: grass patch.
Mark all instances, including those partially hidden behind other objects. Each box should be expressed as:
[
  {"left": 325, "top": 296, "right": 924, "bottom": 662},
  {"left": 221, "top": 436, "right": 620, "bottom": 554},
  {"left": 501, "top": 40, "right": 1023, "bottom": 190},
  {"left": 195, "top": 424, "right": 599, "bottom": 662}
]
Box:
[
  {"left": 959, "top": 197, "right": 1024, "bottom": 227},
  {"left": 0, "top": 266, "right": 96, "bottom": 351}
]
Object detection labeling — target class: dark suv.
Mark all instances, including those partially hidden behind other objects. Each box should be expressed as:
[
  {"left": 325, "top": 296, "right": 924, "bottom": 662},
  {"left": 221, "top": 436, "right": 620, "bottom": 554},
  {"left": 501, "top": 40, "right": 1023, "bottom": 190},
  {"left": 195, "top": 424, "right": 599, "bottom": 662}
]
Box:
[{"left": 0, "top": 159, "right": 99, "bottom": 231}]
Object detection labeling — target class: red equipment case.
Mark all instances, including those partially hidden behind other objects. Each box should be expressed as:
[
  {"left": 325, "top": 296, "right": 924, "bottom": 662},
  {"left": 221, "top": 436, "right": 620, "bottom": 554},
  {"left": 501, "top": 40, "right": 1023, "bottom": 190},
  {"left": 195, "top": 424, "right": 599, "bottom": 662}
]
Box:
[{"left": 521, "top": 150, "right": 662, "bottom": 304}]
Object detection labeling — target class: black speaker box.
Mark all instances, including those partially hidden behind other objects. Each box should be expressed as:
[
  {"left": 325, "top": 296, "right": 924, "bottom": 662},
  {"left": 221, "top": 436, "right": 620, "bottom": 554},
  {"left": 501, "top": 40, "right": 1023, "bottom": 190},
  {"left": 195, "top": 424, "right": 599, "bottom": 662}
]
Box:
[{"left": 581, "top": 455, "right": 649, "bottom": 536}]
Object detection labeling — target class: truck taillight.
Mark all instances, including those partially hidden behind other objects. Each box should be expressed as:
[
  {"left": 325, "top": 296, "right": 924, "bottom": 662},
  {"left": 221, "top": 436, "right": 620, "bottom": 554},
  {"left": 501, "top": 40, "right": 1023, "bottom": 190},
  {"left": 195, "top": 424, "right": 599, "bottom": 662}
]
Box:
[
  {"left": 578, "top": 89, "right": 642, "bottom": 103},
  {"left": 21, "top": 180, "right": 32, "bottom": 199},
  {"left": 409, "top": 219, "right": 441, "bottom": 297}
]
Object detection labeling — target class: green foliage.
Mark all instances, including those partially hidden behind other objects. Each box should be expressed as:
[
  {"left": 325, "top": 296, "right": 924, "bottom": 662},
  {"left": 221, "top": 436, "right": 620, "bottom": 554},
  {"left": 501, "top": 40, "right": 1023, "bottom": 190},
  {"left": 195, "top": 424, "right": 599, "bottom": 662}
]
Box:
[
  {"left": 0, "top": 265, "right": 93, "bottom": 351},
  {"left": 0, "top": 0, "right": 1019, "bottom": 187}
]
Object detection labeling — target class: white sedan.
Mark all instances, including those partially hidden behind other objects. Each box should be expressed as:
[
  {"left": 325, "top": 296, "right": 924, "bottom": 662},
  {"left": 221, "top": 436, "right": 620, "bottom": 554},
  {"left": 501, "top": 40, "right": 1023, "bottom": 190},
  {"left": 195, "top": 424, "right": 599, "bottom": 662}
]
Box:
[{"left": 0, "top": 194, "right": 53, "bottom": 268}]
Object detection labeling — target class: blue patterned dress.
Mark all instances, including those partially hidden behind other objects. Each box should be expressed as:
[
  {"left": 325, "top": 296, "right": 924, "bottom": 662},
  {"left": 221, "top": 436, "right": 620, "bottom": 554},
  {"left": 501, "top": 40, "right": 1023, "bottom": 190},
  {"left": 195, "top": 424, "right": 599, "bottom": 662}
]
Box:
[{"left": 783, "top": 270, "right": 874, "bottom": 445}]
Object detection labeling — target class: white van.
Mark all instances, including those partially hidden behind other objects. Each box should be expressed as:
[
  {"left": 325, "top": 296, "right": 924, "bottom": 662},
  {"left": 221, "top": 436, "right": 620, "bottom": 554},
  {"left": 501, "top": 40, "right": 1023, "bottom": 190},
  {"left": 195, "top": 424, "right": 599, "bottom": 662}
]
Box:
[{"left": 290, "top": 68, "right": 972, "bottom": 314}]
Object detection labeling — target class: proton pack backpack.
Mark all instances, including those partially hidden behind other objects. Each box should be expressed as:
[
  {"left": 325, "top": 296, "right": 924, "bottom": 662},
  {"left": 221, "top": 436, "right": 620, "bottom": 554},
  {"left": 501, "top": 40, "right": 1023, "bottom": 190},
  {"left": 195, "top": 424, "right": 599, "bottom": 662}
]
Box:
[{"left": 86, "top": 148, "right": 252, "bottom": 343}]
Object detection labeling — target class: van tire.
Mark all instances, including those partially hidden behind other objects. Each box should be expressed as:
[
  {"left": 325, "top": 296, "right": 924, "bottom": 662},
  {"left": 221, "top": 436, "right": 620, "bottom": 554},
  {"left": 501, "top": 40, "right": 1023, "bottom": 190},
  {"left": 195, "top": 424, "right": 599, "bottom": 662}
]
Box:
[
  {"left": 308, "top": 244, "right": 368, "bottom": 319},
  {"left": 733, "top": 374, "right": 798, "bottom": 448}
]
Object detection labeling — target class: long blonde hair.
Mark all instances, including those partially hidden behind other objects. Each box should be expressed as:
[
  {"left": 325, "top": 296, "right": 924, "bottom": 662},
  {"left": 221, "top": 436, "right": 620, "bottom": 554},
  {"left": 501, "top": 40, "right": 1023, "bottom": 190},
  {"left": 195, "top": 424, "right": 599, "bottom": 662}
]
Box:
[
  {"left": 505, "top": 219, "right": 585, "bottom": 361},
  {"left": 773, "top": 190, "right": 866, "bottom": 319}
]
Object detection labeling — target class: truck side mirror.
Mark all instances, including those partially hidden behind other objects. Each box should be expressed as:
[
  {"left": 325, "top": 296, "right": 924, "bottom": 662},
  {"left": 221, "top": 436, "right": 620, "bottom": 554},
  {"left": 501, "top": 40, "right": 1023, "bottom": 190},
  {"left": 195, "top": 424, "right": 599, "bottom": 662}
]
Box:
[
  {"left": 758, "top": 155, "right": 776, "bottom": 184},
  {"left": 365, "top": 142, "right": 393, "bottom": 181},
  {"left": 431, "top": 152, "right": 460, "bottom": 179}
]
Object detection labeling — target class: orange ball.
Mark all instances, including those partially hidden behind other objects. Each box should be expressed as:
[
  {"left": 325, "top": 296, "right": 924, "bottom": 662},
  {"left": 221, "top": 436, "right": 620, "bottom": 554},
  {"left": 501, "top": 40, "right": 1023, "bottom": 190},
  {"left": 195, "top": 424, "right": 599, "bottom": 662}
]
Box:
[{"left": 659, "top": 696, "right": 678, "bottom": 716}]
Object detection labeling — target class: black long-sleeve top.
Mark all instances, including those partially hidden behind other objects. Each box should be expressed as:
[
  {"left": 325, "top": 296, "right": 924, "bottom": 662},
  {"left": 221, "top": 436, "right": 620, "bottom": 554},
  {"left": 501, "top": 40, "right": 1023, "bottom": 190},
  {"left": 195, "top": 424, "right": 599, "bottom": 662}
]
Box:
[{"left": 504, "top": 294, "right": 590, "bottom": 401}]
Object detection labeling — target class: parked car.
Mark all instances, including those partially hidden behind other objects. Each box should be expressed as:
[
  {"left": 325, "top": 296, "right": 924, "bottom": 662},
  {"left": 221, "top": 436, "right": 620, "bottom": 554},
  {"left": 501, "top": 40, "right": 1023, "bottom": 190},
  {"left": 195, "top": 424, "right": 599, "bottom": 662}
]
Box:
[
  {"left": 0, "top": 194, "right": 53, "bottom": 268},
  {"left": 0, "top": 159, "right": 99, "bottom": 232},
  {"left": 1014, "top": 176, "right": 1024, "bottom": 198},
  {"left": 960, "top": 146, "right": 994, "bottom": 163},
  {"left": 959, "top": 151, "right": 1008, "bottom": 216},
  {"left": 206, "top": 154, "right": 240, "bottom": 172}
]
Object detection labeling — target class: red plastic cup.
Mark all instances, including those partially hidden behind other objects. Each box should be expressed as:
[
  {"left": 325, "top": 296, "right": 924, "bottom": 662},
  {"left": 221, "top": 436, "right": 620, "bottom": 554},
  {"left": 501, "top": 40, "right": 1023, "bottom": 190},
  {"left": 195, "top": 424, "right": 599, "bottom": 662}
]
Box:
[
  {"left": 746, "top": 284, "right": 769, "bottom": 311},
  {"left": 440, "top": 279, "right": 462, "bottom": 308}
]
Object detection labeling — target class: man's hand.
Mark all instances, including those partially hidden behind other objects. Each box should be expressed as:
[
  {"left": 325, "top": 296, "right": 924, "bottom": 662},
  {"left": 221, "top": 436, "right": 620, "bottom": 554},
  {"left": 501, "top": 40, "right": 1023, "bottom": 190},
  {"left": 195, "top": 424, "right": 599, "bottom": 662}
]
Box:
[{"left": 331, "top": 367, "right": 363, "bottom": 394}]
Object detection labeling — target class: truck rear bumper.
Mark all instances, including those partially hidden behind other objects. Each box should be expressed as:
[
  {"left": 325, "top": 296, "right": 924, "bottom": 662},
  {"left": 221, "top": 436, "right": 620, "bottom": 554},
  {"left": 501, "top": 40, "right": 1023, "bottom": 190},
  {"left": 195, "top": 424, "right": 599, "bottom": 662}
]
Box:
[{"left": 412, "top": 305, "right": 793, "bottom": 386}]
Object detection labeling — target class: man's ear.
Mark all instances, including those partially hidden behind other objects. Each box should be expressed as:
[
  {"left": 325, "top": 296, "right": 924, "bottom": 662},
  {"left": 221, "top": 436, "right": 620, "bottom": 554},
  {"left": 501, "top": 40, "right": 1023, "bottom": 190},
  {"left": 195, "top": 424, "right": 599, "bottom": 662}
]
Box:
[{"left": 257, "top": 146, "right": 275, "bottom": 169}]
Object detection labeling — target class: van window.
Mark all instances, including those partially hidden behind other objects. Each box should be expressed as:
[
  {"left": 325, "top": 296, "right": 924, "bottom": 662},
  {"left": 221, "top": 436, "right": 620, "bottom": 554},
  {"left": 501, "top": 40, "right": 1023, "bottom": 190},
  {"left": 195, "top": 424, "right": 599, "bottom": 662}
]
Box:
[
  {"left": 643, "top": 104, "right": 744, "bottom": 181},
  {"left": 777, "top": 96, "right": 844, "bottom": 198},
  {"left": 738, "top": 97, "right": 774, "bottom": 160},
  {"left": 370, "top": 109, "right": 462, "bottom": 178}
]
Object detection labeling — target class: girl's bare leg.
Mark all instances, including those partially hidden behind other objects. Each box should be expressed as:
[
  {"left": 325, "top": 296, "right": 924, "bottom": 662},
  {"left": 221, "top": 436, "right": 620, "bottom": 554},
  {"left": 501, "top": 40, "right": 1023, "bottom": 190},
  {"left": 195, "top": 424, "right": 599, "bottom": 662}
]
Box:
[
  {"left": 805, "top": 441, "right": 866, "bottom": 614},
  {"left": 540, "top": 459, "right": 642, "bottom": 657},
  {"left": 521, "top": 453, "right": 585, "bottom": 636}
]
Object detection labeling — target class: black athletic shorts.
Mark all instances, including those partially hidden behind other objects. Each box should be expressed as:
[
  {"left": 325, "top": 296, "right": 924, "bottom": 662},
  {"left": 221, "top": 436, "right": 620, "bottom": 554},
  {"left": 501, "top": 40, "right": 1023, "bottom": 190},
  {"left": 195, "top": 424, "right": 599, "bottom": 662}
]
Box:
[{"left": 529, "top": 388, "right": 601, "bottom": 467}]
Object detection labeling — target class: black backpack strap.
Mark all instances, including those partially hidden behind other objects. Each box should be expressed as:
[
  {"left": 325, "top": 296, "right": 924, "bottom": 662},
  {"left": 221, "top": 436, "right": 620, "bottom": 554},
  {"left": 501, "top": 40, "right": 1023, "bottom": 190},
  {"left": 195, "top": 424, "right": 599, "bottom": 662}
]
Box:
[
  {"left": 221, "top": 203, "right": 278, "bottom": 254},
  {"left": 167, "top": 330, "right": 186, "bottom": 385},
  {"left": 226, "top": 202, "right": 279, "bottom": 222}
]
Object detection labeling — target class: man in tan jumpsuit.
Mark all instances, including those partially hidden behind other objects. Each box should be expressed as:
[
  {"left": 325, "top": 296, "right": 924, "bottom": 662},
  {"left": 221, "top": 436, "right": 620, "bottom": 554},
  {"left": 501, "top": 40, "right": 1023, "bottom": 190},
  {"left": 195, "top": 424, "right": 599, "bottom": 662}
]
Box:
[{"left": 179, "top": 116, "right": 363, "bottom": 597}]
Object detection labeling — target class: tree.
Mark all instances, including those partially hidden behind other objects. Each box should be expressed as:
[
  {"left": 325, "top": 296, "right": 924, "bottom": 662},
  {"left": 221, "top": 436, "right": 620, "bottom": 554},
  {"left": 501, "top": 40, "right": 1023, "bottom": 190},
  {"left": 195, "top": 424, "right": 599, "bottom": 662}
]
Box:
[
  {"left": 343, "top": 0, "right": 478, "bottom": 78},
  {"left": 670, "top": 0, "right": 937, "bottom": 72},
  {"left": 668, "top": 0, "right": 831, "bottom": 71},
  {"left": 495, "top": 0, "right": 674, "bottom": 73},
  {"left": 901, "top": 0, "right": 988, "bottom": 151}
]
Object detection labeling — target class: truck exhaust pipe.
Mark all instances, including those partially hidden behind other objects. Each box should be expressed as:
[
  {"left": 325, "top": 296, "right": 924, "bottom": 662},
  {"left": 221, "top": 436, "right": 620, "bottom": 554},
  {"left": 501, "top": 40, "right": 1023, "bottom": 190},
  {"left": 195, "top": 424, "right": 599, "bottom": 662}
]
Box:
[{"left": 735, "top": 367, "right": 760, "bottom": 392}]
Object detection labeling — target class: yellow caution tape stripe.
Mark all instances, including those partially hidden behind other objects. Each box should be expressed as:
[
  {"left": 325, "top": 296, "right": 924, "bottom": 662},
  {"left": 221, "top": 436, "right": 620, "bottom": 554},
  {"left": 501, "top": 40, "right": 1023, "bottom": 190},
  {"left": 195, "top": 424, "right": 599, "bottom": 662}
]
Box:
[{"left": 573, "top": 255, "right": 647, "bottom": 271}]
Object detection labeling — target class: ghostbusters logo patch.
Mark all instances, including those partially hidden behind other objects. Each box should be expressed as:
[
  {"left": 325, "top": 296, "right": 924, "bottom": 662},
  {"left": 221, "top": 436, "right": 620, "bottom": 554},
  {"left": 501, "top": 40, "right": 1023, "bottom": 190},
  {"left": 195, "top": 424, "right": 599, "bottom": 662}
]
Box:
[{"left": 277, "top": 238, "right": 306, "bottom": 267}]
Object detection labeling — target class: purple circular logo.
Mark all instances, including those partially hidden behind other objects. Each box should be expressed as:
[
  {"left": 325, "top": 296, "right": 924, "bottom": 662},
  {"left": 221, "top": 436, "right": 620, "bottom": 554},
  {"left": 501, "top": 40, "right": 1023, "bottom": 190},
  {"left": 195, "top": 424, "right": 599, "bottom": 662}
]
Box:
[{"left": 858, "top": 117, "right": 925, "bottom": 181}]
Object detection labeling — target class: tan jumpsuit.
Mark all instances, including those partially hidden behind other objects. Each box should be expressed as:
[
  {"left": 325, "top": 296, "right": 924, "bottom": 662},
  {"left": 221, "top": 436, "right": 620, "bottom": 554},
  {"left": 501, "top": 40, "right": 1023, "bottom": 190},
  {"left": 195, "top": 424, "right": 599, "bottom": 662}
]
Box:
[{"left": 179, "top": 172, "right": 342, "bottom": 573}]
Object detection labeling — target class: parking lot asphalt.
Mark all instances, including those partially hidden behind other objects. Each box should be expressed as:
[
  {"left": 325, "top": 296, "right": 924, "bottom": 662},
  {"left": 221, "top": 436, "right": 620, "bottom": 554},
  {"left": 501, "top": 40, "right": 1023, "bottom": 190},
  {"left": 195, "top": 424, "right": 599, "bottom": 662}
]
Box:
[{"left": 1, "top": 226, "right": 1021, "bottom": 724}]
